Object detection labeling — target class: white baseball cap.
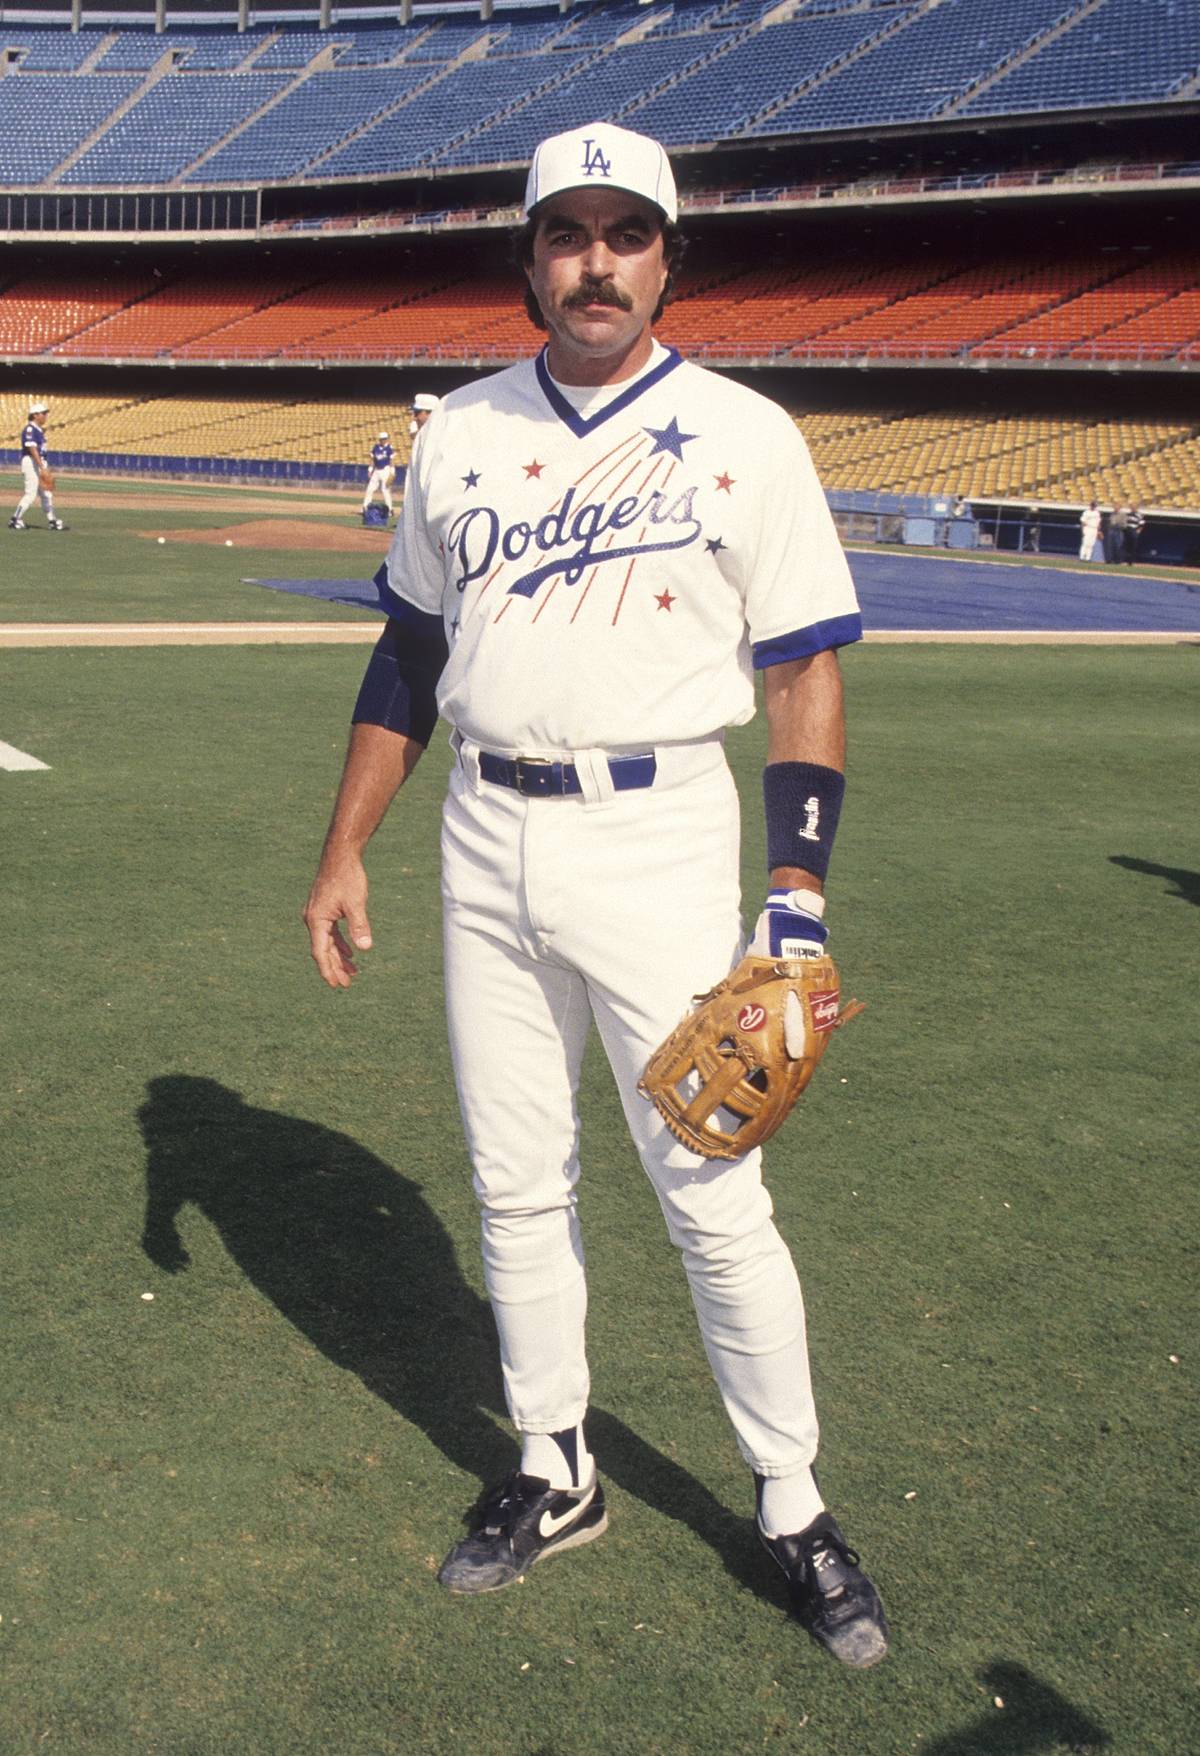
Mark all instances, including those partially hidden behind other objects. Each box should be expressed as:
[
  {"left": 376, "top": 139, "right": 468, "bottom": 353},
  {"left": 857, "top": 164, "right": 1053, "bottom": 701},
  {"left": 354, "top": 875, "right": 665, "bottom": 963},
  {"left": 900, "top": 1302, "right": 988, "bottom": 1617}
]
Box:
[
  {"left": 378, "top": 430, "right": 389, "bottom": 438},
  {"left": 28, "top": 399, "right": 49, "bottom": 414},
  {"left": 413, "top": 393, "right": 440, "bottom": 412},
  {"left": 524, "top": 122, "right": 677, "bottom": 224}
]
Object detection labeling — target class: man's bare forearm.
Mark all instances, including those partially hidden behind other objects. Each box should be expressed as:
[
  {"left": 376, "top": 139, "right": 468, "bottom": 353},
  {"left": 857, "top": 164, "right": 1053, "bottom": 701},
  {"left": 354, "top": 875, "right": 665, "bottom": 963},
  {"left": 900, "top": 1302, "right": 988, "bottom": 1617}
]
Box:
[{"left": 321, "top": 721, "right": 426, "bottom": 857}]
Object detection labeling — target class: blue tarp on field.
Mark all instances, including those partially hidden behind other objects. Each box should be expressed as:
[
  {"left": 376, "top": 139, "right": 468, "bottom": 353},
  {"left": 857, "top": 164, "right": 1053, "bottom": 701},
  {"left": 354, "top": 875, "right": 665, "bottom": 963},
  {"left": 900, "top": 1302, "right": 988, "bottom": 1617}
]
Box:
[{"left": 247, "top": 549, "right": 1200, "bottom": 633}]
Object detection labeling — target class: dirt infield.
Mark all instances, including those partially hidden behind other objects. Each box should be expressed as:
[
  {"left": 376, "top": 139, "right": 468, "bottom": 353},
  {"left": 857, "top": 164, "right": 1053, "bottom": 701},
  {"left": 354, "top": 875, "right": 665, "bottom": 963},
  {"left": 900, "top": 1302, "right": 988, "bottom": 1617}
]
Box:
[{"left": 138, "top": 519, "right": 390, "bottom": 551}]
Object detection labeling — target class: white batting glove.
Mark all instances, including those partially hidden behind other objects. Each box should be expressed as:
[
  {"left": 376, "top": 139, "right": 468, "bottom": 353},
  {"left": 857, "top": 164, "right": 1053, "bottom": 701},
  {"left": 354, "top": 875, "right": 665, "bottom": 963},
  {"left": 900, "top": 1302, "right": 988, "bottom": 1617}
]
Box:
[{"left": 749, "top": 888, "right": 828, "bottom": 961}]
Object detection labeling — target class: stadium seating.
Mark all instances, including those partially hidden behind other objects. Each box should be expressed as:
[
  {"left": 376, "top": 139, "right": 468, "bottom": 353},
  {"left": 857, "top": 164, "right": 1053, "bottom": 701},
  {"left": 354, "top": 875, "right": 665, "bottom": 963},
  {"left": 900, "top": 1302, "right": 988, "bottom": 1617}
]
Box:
[
  {"left": 750, "top": 0, "right": 1094, "bottom": 134},
  {"left": 91, "top": 32, "right": 272, "bottom": 72},
  {"left": 0, "top": 0, "right": 1194, "bottom": 188},
  {"left": 0, "top": 266, "right": 161, "bottom": 354},
  {"left": 61, "top": 74, "right": 290, "bottom": 186},
  {"left": 49, "top": 268, "right": 316, "bottom": 358},
  {"left": 960, "top": 0, "right": 1200, "bottom": 117},
  {"left": 974, "top": 251, "right": 1200, "bottom": 358},
  {"left": 0, "top": 75, "right": 141, "bottom": 184},
  {"left": 192, "top": 67, "right": 432, "bottom": 183},
  {"left": 2, "top": 28, "right": 109, "bottom": 71},
  {"left": 5, "top": 246, "right": 1195, "bottom": 366},
  {"left": 631, "top": 10, "right": 915, "bottom": 144},
  {"left": 9, "top": 387, "right": 1199, "bottom": 510},
  {"left": 1, "top": 0, "right": 1196, "bottom": 189}
]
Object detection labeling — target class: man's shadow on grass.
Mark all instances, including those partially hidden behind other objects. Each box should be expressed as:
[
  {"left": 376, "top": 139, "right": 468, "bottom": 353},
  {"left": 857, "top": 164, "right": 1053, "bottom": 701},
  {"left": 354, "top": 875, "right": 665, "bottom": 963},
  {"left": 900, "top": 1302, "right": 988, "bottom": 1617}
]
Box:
[
  {"left": 921, "top": 1660, "right": 1108, "bottom": 1754},
  {"left": 138, "top": 1075, "right": 767, "bottom": 1599},
  {"left": 1109, "top": 856, "right": 1200, "bottom": 907}
]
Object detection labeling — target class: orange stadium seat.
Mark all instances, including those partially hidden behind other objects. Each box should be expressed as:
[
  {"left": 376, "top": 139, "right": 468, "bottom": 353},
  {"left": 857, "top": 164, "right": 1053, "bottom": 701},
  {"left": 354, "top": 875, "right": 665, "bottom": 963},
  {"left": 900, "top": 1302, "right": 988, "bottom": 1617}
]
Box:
[
  {"left": 0, "top": 267, "right": 160, "bottom": 353},
  {"left": 13, "top": 248, "right": 1199, "bottom": 367},
  {"left": 52, "top": 268, "right": 314, "bottom": 357}
]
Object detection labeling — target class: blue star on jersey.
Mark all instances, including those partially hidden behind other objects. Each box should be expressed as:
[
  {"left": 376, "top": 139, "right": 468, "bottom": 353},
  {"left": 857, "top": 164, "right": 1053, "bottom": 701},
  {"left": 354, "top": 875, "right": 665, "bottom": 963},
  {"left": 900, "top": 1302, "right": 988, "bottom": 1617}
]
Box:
[
  {"left": 463, "top": 469, "right": 481, "bottom": 489},
  {"left": 643, "top": 417, "right": 698, "bottom": 461}
]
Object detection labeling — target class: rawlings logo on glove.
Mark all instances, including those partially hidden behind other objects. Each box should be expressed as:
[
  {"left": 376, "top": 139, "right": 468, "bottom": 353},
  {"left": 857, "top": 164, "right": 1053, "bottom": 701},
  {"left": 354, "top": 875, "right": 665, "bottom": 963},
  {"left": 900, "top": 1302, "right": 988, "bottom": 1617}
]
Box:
[{"left": 638, "top": 893, "right": 863, "bottom": 1160}]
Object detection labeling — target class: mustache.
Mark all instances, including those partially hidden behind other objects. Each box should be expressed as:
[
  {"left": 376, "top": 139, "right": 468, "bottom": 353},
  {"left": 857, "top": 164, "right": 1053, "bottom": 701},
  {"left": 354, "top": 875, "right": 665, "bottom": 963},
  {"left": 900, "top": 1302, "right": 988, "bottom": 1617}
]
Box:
[{"left": 564, "top": 278, "right": 633, "bottom": 312}]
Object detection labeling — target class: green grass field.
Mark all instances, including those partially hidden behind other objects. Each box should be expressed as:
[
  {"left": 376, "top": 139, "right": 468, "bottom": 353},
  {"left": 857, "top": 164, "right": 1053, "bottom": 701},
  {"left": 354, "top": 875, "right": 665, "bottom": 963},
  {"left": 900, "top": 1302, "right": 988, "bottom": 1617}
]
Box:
[{"left": 1, "top": 482, "right": 1196, "bottom": 1754}]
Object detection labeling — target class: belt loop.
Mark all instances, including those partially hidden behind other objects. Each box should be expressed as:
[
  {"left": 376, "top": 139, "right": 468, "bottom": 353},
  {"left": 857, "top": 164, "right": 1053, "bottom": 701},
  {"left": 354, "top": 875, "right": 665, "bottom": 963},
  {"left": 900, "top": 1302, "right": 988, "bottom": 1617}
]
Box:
[
  {"left": 456, "top": 734, "right": 482, "bottom": 791},
  {"left": 575, "top": 748, "right": 615, "bottom": 808}
]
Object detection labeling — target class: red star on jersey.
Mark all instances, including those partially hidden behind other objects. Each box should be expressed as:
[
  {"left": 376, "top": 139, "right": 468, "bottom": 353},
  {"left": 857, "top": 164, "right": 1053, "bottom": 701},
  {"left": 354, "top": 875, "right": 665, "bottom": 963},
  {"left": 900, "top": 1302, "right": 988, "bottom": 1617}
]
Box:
[
  {"left": 714, "top": 471, "right": 735, "bottom": 493},
  {"left": 655, "top": 589, "right": 676, "bottom": 612},
  {"left": 523, "top": 459, "right": 544, "bottom": 478}
]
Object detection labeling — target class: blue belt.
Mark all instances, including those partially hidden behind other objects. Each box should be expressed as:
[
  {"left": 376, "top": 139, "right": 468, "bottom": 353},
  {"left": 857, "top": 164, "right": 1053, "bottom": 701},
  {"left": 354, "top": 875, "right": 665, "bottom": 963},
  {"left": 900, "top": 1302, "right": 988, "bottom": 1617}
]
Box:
[{"left": 478, "top": 751, "right": 657, "bottom": 797}]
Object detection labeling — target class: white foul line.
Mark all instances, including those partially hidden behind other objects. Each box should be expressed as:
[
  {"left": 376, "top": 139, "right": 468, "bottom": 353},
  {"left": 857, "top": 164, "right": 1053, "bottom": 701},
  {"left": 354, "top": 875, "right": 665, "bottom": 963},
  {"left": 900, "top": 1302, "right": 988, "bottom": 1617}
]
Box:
[{"left": 0, "top": 739, "right": 50, "bottom": 771}]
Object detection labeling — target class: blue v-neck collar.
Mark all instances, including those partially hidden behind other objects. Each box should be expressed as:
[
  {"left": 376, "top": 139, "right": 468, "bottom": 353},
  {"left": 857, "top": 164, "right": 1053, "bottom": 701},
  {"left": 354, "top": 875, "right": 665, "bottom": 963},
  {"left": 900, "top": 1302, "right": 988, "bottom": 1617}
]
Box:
[{"left": 535, "top": 345, "right": 684, "bottom": 438}]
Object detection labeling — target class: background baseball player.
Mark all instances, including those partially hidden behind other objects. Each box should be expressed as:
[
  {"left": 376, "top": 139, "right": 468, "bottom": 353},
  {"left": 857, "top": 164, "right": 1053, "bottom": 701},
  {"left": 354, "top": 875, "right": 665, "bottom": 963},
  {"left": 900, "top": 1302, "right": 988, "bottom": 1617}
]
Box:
[
  {"left": 1079, "top": 500, "right": 1102, "bottom": 560},
  {"left": 10, "top": 399, "right": 64, "bottom": 532},
  {"left": 362, "top": 431, "right": 396, "bottom": 519},
  {"left": 303, "top": 122, "right": 887, "bottom": 1669},
  {"left": 408, "top": 392, "right": 439, "bottom": 440}
]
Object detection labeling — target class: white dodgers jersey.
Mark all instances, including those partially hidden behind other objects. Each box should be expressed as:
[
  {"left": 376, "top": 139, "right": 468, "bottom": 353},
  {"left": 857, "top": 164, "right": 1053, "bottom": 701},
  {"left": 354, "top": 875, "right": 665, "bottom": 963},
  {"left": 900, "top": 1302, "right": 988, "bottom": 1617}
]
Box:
[{"left": 380, "top": 344, "right": 861, "bottom": 752}]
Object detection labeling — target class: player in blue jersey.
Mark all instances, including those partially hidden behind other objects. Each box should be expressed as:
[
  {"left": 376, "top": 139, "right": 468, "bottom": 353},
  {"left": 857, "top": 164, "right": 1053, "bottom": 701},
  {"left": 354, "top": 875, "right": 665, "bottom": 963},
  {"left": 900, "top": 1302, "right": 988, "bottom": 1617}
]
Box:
[
  {"left": 10, "top": 400, "right": 64, "bottom": 532},
  {"left": 304, "top": 123, "right": 887, "bottom": 1669},
  {"left": 362, "top": 431, "right": 396, "bottom": 520}
]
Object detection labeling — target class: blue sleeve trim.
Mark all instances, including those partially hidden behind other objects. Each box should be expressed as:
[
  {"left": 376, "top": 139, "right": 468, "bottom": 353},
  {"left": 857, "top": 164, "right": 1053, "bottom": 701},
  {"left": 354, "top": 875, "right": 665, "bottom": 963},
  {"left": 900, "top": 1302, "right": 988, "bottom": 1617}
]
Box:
[
  {"left": 752, "top": 613, "right": 863, "bottom": 669},
  {"left": 351, "top": 610, "right": 448, "bottom": 745},
  {"left": 373, "top": 561, "right": 418, "bottom": 622}
]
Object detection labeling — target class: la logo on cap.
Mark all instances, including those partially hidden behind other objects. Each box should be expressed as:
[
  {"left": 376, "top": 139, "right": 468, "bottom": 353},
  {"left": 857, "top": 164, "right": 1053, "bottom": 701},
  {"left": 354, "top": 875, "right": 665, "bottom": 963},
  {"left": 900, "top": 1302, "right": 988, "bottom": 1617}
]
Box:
[
  {"left": 580, "top": 137, "right": 612, "bottom": 180},
  {"left": 524, "top": 122, "right": 678, "bottom": 223}
]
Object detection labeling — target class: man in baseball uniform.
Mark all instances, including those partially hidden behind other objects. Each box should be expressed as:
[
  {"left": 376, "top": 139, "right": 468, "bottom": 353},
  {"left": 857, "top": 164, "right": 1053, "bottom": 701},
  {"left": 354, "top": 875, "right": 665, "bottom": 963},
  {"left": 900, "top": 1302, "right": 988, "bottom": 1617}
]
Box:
[
  {"left": 409, "top": 392, "right": 440, "bottom": 439},
  {"left": 363, "top": 431, "right": 396, "bottom": 519},
  {"left": 10, "top": 400, "right": 64, "bottom": 532},
  {"left": 304, "top": 122, "right": 887, "bottom": 1669},
  {"left": 1078, "top": 500, "right": 1102, "bottom": 561}
]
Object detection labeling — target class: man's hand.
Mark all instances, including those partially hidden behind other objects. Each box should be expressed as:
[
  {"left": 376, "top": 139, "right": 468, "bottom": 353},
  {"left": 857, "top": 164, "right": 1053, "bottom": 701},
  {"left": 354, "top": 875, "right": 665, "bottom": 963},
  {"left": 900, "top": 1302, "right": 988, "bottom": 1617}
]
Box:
[
  {"left": 749, "top": 889, "right": 828, "bottom": 962},
  {"left": 300, "top": 719, "right": 427, "bottom": 989},
  {"left": 303, "top": 850, "right": 373, "bottom": 989}
]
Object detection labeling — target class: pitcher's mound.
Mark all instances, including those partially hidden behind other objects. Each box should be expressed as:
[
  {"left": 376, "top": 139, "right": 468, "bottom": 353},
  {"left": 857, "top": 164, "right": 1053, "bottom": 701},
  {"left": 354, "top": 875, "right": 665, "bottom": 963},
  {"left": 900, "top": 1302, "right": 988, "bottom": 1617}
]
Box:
[{"left": 141, "top": 520, "right": 390, "bottom": 551}]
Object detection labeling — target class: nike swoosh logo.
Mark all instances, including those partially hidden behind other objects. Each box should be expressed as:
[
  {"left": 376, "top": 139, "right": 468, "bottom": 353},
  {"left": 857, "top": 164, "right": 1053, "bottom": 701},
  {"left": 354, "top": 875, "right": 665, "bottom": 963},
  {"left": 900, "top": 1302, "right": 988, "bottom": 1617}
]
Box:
[{"left": 539, "top": 1485, "right": 594, "bottom": 1540}]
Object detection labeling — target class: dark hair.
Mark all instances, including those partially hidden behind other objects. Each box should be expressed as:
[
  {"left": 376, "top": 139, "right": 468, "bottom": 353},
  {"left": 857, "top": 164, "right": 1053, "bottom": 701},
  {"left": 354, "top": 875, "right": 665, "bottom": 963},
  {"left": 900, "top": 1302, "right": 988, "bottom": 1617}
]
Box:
[{"left": 511, "top": 215, "right": 686, "bottom": 331}]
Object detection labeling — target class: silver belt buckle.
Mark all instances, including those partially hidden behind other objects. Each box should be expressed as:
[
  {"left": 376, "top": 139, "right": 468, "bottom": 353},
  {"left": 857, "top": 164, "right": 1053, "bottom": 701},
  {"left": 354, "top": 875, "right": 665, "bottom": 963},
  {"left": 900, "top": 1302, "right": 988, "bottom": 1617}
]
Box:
[{"left": 513, "top": 756, "right": 555, "bottom": 796}]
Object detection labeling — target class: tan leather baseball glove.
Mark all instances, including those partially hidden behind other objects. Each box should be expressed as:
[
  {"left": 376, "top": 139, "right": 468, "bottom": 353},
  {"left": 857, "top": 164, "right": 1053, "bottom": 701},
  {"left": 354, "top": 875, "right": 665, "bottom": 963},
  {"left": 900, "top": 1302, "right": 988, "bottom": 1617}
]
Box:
[
  {"left": 39, "top": 470, "right": 55, "bottom": 491},
  {"left": 639, "top": 953, "right": 863, "bottom": 1160}
]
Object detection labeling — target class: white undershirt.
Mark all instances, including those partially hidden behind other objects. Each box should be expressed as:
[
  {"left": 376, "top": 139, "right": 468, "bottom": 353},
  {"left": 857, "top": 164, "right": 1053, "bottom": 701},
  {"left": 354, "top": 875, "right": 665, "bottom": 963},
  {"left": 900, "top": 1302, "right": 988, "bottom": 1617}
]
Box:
[{"left": 545, "top": 340, "right": 671, "bottom": 415}]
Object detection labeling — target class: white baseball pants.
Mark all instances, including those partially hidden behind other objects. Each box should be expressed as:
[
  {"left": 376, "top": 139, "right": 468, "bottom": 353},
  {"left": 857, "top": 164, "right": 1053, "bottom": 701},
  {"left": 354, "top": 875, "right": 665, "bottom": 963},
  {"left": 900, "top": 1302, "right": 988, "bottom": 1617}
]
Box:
[
  {"left": 440, "top": 736, "right": 820, "bottom": 1478},
  {"left": 363, "top": 467, "right": 394, "bottom": 513},
  {"left": 15, "top": 456, "right": 53, "bottom": 521}
]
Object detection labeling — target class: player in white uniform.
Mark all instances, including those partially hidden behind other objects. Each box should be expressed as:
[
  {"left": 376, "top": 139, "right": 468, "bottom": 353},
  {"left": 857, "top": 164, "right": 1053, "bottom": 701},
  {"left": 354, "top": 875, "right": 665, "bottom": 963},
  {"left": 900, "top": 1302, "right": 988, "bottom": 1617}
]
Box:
[
  {"left": 10, "top": 400, "right": 64, "bottom": 532},
  {"left": 304, "top": 124, "right": 887, "bottom": 1668},
  {"left": 408, "top": 391, "right": 440, "bottom": 440},
  {"left": 1078, "top": 500, "right": 1102, "bottom": 561},
  {"left": 362, "top": 431, "right": 396, "bottom": 518}
]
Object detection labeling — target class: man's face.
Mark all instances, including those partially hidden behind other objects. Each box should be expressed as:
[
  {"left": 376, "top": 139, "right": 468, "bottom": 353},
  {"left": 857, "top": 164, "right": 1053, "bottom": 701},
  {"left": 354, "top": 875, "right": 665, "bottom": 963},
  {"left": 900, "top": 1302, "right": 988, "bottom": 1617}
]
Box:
[
  {"left": 414, "top": 410, "right": 430, "bottom": 429},
  {"left": 526, "top": 187, "right": 668, "bottom": 382}
]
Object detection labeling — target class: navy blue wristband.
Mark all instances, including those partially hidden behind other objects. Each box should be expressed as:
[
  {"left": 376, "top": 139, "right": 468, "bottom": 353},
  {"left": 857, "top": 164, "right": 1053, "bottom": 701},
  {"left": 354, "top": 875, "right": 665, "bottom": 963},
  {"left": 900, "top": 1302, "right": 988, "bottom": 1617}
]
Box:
[
  {"left": 352, "top": 613, "right": 447, "bottom": 745},
  {"left": 763, "top": 761, "right": 845, "bottom": 882}
]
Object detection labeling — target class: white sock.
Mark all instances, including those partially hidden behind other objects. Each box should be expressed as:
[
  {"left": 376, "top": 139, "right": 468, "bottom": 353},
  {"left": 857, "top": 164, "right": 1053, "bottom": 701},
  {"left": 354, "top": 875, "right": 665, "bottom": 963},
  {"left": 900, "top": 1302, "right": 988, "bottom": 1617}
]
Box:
[
  {"left": 520, "top": 1423, "right": 593, "bottom": 1491},
  {"left": 757, "top": 1467, "right": 825, "bottom": 1538}
]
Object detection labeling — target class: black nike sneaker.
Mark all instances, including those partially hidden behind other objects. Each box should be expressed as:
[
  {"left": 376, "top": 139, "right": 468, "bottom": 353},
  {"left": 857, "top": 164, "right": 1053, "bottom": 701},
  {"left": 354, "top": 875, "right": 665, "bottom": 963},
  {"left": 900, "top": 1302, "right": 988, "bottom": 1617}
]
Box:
[
  {"left": 437, "top": 1469, "right": 608, "bottom": 1595},
  {"left": 759, "top": 1511, "right": 889, "bottom": 1668}
]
